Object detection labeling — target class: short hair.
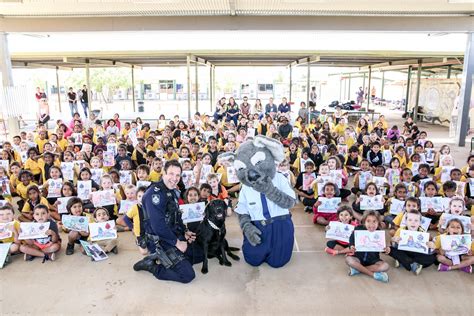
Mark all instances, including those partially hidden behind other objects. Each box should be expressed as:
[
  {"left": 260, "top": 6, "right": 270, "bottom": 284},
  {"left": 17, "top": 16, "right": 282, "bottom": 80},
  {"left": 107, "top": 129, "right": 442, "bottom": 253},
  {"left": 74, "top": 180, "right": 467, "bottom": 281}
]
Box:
[
  {"left": 207, "top": 173, "right": 219, "bottom": 182},
  {"left": 337, "top": 205, "right": 353, "bottom": 217},
  {"left": 137, "top": 164, "right": 150, "bottom": 174},
  {"left": 163, "top": 159, "right": 182, "bottom": 173},
  {"left": 200, "top": 183, "right": 212, "bottom": 191},
  {"left": 0, "top": 204, "right": 14, "bottom": 213},
  {"left": 33, "top": 204, "right": 49, "bottom": 213},
  {"left": 442, "top": 181, "right": 457, "bottom": 192},
  {"left": 405, "top": 197, "right": 420, "bottom": 209}
]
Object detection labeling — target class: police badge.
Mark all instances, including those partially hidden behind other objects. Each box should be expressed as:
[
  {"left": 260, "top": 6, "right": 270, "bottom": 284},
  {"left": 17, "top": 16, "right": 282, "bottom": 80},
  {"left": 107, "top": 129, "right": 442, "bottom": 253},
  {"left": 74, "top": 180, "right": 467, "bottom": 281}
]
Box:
[{"left": 152, "top": 194, "right": 160, "bottom": 205}]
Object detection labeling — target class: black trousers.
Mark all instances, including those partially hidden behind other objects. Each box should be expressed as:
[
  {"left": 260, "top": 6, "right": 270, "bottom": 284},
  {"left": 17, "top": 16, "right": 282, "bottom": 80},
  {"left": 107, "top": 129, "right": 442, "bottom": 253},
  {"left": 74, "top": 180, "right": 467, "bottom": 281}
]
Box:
[{"left": 389, "top": 246, "right": 436, "bottom": 271}]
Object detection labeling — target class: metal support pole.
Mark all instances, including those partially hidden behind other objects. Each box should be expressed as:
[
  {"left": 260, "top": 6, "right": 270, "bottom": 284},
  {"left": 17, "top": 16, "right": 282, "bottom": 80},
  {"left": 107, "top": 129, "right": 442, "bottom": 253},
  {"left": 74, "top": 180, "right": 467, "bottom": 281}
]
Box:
[
  {"left": 362, "top": 72, "right": 366, "bottom": 94},
  {"left": 447, "top": 65, "right": 452, "bottom": 79},
  {"left": 339, "top": 74, "right": 343, "bottom": 101},
  {"left": 405, "top": 66, "right": 412, "bottom": 113},
  {"left": 366, "top": 66, "right": 372, "bottom": 110},
  {"left": 131, "top": 65, "right": 136, "bottom": 112},
  {"left": 186, "top": 55, "right": 191, "bottom": 120},
  {"left": 306, "top": 58, "right": 310, "bottom": 107},
  {"left": 347, "top": 74, "right": 351, "bottom": 100},
  {"left": 457, "top": 32, "right": 474, "bottom": 147},
  {"left": 413, "top": 59, "right": 422, "bottom": 123},
  {"left": 306, "top": 59, "right": 310, "bottom": 123},
  {"left": 381, "top": 71, "right": 385, "bottom": 100},
  {"left": 0, "top": 32, "right": 20, "bottom": 138},
  {"left": 85, "top": 59, "right": 91, "bottom": 116},
  {"left": 289, "top": 65, "right": 293, "bottom": 102},
  {"left": 195, "top": 59, "right": 198, "bottom": 114},
  {"left": 209, "top": 65, "right": 213, "bottom": 112},
  {"left": 56, "top": 66, "right": 61, "bottom": 112},
  {"left": 212, "top": 66, "right": 216, "bottom": 112}
]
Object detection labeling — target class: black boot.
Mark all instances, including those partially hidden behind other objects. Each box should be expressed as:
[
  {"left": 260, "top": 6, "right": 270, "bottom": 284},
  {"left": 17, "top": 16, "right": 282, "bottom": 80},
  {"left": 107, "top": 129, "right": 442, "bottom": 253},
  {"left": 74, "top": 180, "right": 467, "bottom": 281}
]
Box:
[{"left": 133, "top": 258, "right": 158, "bottom": 274}]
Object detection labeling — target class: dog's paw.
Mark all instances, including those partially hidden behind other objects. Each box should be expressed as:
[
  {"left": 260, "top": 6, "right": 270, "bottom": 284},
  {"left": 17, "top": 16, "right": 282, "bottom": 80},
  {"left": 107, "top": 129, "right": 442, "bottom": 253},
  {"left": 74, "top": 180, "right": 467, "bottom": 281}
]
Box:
[
  {"left": 230, "top": 254, "right": 240, "bottom": 261},
  {"left": 224, "top": 261, "right": 232, "bottom": 267},
  {"left": 218, "top": 260, "right": 224, "bottom": 265},
  {"left": 201, "top": 267, "right": 208, "bottom": 274}
]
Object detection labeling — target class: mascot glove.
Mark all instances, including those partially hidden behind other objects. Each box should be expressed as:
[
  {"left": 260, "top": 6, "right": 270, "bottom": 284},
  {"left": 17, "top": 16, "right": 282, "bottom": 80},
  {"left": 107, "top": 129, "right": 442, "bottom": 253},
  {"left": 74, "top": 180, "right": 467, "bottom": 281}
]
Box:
[
  {"left": 238, "top": 214, "right": 262, "bottom": 246},
  {"left": 251, "top": 176, "right": 274, "bottom": 194}
]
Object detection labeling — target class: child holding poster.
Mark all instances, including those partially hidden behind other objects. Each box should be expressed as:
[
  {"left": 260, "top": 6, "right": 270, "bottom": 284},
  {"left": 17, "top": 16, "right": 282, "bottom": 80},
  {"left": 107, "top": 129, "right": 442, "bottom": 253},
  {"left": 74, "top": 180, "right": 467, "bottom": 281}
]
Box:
[
  {"left": 90, "top": 207, "right": 118, "bottom": 254},
  {"left": 0, "top": 205, "right": 20, "bottom": 261},
  {"left": 346, "top": 210, "right": 390, "bottom": 283},
  {"left": 389, "top": 210, "right": 435, "bottom": 275},
  {"left": 438, "top": 197, "right": 471, "bottom": 234},
  {"left": 313, "top": 183, "right": 340, "bottom": 226},
  {"left": 325, "top": 206, "right": 358, "bottom": 256},
  {"left": 19, "top": 186, "right": 50, "bottom": 222},
  {"left": 433, "top": 218, "right": 474, "bottom": 273},
  {"left": 20, "top": 204, "right": 61, "bottom": 262},
  {"left": 120, "top": 186, "right": 147, "bottom": 255},
  {"left": 64, "top": 197, "right": 90, "bottom": 255},
  {"left": 352, "top": 183, "right": 385, "bottom": 223}
]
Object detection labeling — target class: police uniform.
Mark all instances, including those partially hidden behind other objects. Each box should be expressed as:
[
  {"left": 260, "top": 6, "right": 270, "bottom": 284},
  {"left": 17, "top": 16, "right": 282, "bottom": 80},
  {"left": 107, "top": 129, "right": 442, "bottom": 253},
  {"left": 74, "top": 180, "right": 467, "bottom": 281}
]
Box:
[
  {"left": 236, "top": 172, "right": 295, "bottom": 268},
  {"left": 140, "top": 180, "right": 203, "bottom": 284}
]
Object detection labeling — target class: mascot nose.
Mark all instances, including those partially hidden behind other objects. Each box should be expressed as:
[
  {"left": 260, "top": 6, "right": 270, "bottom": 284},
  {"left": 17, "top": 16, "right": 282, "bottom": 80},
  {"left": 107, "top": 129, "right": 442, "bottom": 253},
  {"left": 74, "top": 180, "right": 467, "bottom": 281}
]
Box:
[{"left": 248, "top": 169, "right": 260, "bottom": 182}]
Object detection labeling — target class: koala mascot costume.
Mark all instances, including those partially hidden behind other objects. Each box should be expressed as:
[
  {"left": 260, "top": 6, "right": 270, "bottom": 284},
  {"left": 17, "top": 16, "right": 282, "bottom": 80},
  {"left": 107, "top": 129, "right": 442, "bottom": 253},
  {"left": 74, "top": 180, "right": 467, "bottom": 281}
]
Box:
[{"left": 220, "top": 135, "right": 296, "bottom": 268}]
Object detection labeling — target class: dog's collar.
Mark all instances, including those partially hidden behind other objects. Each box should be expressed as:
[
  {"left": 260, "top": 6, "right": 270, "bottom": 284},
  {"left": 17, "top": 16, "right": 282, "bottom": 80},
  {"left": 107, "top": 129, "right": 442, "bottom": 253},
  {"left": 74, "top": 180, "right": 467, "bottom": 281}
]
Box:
[{"left": 207, "top": 219, "right": 220, "bottom": 231}]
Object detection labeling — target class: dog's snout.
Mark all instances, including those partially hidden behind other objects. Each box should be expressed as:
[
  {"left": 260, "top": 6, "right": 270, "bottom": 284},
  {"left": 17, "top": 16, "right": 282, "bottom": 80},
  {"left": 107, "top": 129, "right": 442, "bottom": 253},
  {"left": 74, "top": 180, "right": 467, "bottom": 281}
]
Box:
[{"left": 248, "top": 169, "right": 260, "bottom": 182}]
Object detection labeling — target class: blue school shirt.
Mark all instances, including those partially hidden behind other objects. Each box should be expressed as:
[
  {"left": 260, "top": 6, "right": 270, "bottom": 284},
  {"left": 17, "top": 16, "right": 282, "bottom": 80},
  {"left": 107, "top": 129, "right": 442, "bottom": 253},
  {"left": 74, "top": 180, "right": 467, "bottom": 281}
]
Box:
[{"left": 236, "top": 172, "right": 296, "bottom": 221}]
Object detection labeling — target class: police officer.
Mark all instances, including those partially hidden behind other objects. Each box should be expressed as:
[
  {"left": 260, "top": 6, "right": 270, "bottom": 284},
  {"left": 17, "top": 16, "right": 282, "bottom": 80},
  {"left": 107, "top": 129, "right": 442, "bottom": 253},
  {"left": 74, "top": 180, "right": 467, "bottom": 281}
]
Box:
[{"left": 133, "top": 159, "right": 203, "bottom": 283}]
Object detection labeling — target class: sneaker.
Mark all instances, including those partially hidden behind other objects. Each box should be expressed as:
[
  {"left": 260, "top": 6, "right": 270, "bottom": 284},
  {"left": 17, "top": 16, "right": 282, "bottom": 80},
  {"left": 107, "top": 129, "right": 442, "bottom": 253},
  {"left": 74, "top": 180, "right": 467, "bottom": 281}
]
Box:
[
  {"left": 111, "top": 246, "right": 118, "bottom": 255},
  {"left": 348, "top": 267, "right": 360, "bottom": 276},
  {"left": 394, "top": 260, "right": 400, "bottom": 268},
  {"left": 66, "top": 243, "right": 74, "bottom": 255},
  {"left": 411, "top": 263, "right": 423, "bottom": 275},
  {"left": 373, "top": 272, "right": 389, "bottom": 283},
  {"left": 460, "top": 266, "right": 472, "bottom": 274},
  {"left": 304, "top": 206, "right": 312, "bottom": 213},
  {"left": 438, "top": 264, "right": 450, "bottom": 272},
  {"left": 116, "top": 226, "right": 126, "bottom": 233},
  {"left": 24, "top": 254, "right": 34, "bottom": 261},
  {"left": 325, "top": 247, "right": 338, "bottom": 256}
]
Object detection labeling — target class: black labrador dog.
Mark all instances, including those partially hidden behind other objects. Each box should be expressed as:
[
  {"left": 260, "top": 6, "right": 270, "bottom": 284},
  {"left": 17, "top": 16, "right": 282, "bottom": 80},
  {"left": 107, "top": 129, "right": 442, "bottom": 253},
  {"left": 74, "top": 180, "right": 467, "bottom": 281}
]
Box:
[{"left": 196, "top": 199, "right": 240, "bottom": 274}]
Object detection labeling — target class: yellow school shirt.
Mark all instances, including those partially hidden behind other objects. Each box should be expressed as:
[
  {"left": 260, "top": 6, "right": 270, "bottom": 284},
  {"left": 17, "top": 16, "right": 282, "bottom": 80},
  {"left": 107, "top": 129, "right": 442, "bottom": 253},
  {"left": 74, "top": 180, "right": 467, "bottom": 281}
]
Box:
[
  {"left": 22, "top": 197, "right": 50, "bottom": 214},
  {"left": 16, "top": 182, "right": 35, "bottom": 200},
  {"left": 24, "top": 158, "right": 41, "bottom": 176},
  {"left": 149, "top": 170, "right": 162, "bottom": 182},
  {"left": 35, "top": 138, "right": 49, "bottom": 154},
  {"left": 126, "top": 204, "right": 142, "bottom": 237},
  {"left": 164, "top": 152, "right": 180, "bottom": 161},
  {"left": 393, "top": 212, "right": 405, "bottom": 227},
  {"left": 57, "top": 138, "right": 68, "bottom": 152},
  {"left": 0, "top": 220, "right": 20, "bottom": 243}
]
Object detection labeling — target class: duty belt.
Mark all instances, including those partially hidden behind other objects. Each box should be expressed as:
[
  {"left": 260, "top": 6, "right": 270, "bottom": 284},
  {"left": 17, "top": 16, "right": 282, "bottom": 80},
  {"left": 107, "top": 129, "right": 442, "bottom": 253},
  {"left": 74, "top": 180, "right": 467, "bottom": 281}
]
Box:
[{"left": 254, "top": 214, "right": 290, "bottom": 226}]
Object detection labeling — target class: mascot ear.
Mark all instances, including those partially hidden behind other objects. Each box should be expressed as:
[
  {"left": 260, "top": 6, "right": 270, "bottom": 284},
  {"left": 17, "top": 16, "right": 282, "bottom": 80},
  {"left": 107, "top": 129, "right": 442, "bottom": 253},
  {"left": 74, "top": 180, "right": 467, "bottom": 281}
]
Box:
[{"left": 253, "top": 135, "right": 285, "bottom": 163}]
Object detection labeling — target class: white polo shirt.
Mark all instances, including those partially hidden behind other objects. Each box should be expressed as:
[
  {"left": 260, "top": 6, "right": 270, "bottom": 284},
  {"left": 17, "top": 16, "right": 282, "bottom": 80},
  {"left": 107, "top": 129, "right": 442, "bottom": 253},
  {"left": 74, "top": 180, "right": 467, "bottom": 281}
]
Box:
[{"left": 236, "top": 172, "right": 296, "bottom": 221}]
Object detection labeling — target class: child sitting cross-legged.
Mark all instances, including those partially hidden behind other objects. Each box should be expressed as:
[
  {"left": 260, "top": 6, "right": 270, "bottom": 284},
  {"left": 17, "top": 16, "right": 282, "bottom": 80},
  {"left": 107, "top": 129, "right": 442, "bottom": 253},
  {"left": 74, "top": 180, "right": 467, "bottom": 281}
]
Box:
[
  {"left": 20, "top": 204, "right": 61, "bottom": 262},
  {"left": 345, "top": 210, "right": 390, "bottom": 283}
]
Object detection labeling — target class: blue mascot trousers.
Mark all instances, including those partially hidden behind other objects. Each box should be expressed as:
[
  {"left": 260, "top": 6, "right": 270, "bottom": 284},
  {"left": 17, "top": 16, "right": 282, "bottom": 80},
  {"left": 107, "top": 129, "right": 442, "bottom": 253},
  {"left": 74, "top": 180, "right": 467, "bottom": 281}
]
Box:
[{"left": 242, "top": 217, "right": 294, "bottom": 268}]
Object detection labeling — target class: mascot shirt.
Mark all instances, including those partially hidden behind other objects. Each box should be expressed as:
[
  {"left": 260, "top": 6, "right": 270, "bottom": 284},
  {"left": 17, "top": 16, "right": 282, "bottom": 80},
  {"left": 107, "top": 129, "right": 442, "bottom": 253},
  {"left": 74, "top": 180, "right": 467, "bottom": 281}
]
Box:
[{"left": 235, "top": 172, "right": 296, "bottom": 221}]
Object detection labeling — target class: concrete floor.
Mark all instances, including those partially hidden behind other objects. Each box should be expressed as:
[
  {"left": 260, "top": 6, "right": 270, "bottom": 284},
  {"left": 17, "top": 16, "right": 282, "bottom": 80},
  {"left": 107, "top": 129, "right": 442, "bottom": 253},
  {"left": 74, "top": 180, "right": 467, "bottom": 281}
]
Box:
[{"left": 1, "top": 106, "right": 474, "bottom": 315}]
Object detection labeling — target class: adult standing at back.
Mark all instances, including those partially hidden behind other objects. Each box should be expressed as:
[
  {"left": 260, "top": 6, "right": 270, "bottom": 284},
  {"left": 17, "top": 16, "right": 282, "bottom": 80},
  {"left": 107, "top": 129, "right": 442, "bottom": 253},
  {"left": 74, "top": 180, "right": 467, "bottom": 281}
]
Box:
[
  {"left": 67, "top": 87, "right": 78, "bottom": 117},
  {"left": 80, "top": 85, "right": 89, "bottom": 118},
  {"left": 309, "top": 86, "right": 317, "bottom": 110}
]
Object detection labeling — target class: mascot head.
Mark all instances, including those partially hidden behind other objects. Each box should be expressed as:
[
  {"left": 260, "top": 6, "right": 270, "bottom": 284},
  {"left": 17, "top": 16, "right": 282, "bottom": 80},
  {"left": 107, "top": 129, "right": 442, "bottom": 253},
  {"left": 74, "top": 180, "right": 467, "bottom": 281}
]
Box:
[{"left": 218, "top": 135, "right": 285, "bottom": 187}]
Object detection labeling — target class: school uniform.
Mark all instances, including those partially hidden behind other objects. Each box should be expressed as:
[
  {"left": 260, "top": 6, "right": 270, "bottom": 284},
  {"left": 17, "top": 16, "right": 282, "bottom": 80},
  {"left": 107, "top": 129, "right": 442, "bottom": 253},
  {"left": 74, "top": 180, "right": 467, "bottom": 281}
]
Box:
[
  {"left": 349, "top": 225, "right": 382, "bottom": 266},
  {"left": 389, "top": 227, "right": 436, "bottom": 271}
]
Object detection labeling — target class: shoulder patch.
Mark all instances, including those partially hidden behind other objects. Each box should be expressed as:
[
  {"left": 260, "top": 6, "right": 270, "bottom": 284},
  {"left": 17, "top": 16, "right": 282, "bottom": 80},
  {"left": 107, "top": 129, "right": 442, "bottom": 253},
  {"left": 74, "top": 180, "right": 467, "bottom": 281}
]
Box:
[{"left": 152, "top": 194, "right": 160, "bottom": 205}]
